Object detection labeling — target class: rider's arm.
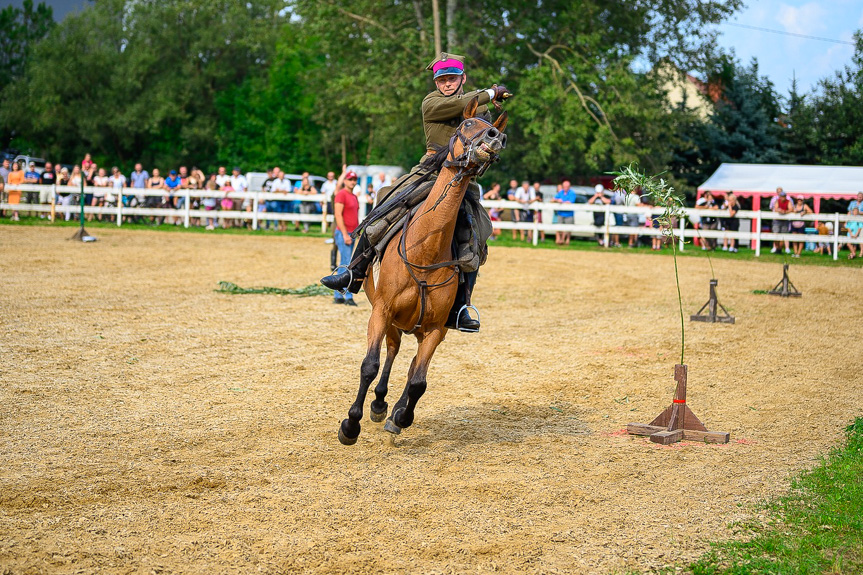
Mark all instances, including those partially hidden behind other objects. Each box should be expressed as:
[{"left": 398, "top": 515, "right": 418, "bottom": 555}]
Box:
[{"left": 421, "top": 90, "right": 492, "bottom": 122}]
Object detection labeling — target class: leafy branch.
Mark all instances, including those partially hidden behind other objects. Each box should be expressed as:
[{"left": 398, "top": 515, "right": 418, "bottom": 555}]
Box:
[{"left": 611, "top": 163, "right": 687, "bottom": 365}]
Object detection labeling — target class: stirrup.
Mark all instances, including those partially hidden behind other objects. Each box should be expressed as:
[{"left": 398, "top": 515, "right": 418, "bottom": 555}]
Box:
[
  {"left": 332, "top": 265, "right": 353, "bottom": 295},
  {"left": 456, "top": 304, "right": 480, "bottom": 332}
]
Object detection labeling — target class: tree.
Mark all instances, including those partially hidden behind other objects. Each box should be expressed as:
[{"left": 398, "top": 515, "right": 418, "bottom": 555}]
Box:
[{"left": 0, "top": 0, "right": 54, "bottom": 81}]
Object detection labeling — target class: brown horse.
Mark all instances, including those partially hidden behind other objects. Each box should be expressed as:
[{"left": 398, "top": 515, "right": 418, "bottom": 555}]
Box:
[{"left": 338, "top": 98, "right": 508, "bottom": 445}]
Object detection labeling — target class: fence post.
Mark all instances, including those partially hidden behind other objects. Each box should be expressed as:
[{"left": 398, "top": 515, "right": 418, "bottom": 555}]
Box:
[
  {"left": 833, "top": 212, "right": 840, "bottom": 261},
  {"left": 603, "top": 205, "right": 610, "bottom": 248},
  {"left": 50, "top": 184, "right": 56, "bottom": 222},
  {"left": 251, "top": 190, "right": 259, "bottom": 231},
  {"left": 678, "top": 216, "right": 685, "bottom": 252},
  {"left": 755, "top": 212, "right": 762, "bottom": 257}
]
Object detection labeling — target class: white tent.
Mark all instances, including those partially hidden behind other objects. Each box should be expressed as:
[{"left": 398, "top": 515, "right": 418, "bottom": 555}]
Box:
[{"left": 698, "top": 163, "right": 862, "bottom": 212}]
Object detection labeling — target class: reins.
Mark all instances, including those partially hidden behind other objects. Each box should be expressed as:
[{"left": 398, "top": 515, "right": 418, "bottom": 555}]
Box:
[{"left": 397, "top": 120, "right": 499, "bottom": 334}]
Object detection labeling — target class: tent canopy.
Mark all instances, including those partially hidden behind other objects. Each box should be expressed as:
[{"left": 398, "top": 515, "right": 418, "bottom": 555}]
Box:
[{"left": 698, "top": 163, "right": 863, "bottom": 200}]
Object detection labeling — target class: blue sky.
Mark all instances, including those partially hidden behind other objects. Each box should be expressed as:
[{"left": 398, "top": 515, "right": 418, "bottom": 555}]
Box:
[{"left": 713, "top": 0, "right": 862, "bottom": 96}]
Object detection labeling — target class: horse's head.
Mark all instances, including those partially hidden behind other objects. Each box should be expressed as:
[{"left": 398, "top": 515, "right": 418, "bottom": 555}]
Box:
[{"left": 445, "top": 97, "right": 508, "bottom": 175}]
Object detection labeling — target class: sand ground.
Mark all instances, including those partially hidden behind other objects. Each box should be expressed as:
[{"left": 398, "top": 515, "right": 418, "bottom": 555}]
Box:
[{"left": 1, "top": 226, "right": 861, "bottom": 574}]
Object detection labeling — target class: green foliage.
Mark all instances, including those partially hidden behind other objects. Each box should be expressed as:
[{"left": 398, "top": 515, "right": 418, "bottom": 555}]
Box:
[
  {"left": 690, "top": 417, "right": 863, "bottom": 574},
  {"left": 215, "top": 281, "right": 332, "bottom": 297},
  {"left": 0, "top": 0, "right": 54, "bottom": 81}
]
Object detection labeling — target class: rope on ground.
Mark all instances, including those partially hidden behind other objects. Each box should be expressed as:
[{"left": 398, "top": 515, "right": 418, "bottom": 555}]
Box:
[{"left": 215, "top": 281, "right": 332, "bottom": 297}]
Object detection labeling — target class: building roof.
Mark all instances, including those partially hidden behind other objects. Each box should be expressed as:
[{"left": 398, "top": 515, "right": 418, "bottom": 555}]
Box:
[{"left": 698, "top": 163, "right": 863, "bottom": 199}]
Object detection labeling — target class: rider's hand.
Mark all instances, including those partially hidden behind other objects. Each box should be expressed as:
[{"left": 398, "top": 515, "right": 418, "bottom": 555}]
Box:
[
  {"left": 344, "top": 234, "right": 353, "bottom": 245},
  {"left": 491, "top": 84, "right": 513, "bottom": 101}
]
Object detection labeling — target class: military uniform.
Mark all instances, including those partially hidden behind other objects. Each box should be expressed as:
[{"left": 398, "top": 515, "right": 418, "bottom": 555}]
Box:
[{"left": 321, "top": 52, "right": 509, "bottom": 331}]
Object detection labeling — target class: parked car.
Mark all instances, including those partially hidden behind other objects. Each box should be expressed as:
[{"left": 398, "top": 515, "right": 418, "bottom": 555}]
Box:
[{"left": 13, "top": 155, "right": 47, "bottom": 175}]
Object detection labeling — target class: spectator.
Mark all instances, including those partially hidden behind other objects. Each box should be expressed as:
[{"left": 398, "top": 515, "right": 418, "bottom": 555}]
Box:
[
  {"left": 81, "top": 153, "right": 93, "bottom": 172},
  {"left": 720, "top": 192, "right": 740, "bottom": 252},
  {"left": 320, "top": 170, "right": 338, "bottom": 213},
  {"left": 483, "top": 182, "right": 502, "bottom": 240},
  {"left": 532, "top": 182, "right": 546, "bottom": 241},
  {"left": 219, "top": 180, "right": 235, "bottom": 229},
  {"left": 513, "top": 180, "right": 535, "bottom": 241},
  {"left": 296, "top": 171, "right": 317, "bottom": 233},
  {"left": 145, "top": 168, "right": 165, "bottom": 223},
  {"left": 814, "top": 221, "right": 833, "bottom": 256},
  {"left": 129, "top": 163, "right": 148, "bottom": 208},
  {"left": 332, "top": 168, "right": 360, "bottom": 306},
  {"left": 23, "top": 162, "right": 41, "bottom": 214},
  {"left": 0, "top": 169, "right": 4, "bottom": 218},
  {"left": 790, "top": 196, "right": 813, "bottom": 258},
  {"left": 203, "top": 179, "right": 219, "bottom": 230},
  {"left": 372, "top": 171, "right": 391, "bottom": 195},
  {"left": 259, "top": 168, "right": 277, "bottom": 231},
  {"left": 62, "top": 165, "right": 83, "bottom": 221},
  {"left": 588, "top": 184, "right": 610, "bottom": 246},
  {"left": 624, "top": 186, "right": 643, "bottom": 248},
  {"left": 229, "top": 167, "right": 250, "bottom": 226},
  {"left": 215, "top": 166, "right": 230, "bottom": 188},
  {"left": 164, "top": 170, "right": 182, "bottom": 223},
  {"left": 506, "top": 178, "right": 520, "bottom": 239},
  {"left": 849, "top": 191, "right": 863, "bottom": 213},
  {"left": 178, "top": 166, "right": 189, "bottom": 188},
  {"left": 0, "top": 158, "right": 10, "bottom": 180},
  {"left": 610, "top": 186, "right": 626, "bottom": 247},
  {"left": 89, "top": 167, "right": 109, "bottom": 221},
  {"left": 39, "top": 162, "right": 56, "bottom": 214},
  {"left": 552, "top": 180, "right": 576, "bottom": 245},
  {"left": 271, "top": 170, "right": 292, "bottom": 232},
  {"left": 5, "top": 161, "right": 24, "bottom": 221},
  {"left": 771, "top": 187, "right": 792, "bottom": 254},
  {"left": 190, "top": 166, "right": 205, "bottom": 190},
  {"left": 107, "top": 166, "right": 125, "bottom": 213},
  {"left": 847, "top": 208, "right": 862, "bottom": 260},
  {"left": 695, "top": 190, "right": 719, "bottom": 251}
]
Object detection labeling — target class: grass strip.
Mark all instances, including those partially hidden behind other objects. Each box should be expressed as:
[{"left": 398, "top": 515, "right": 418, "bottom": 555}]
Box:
[
  {"left": 690, "top": 417, "right": 863, "bottom": 574},
  {"left": 215, "top": 281, "right": 333, "bottom": 297}
]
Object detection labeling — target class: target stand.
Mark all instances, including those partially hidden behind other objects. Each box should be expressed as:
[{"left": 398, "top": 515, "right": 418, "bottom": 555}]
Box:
[
  {"left": 690, "top": 279, "right": 734, "bottom": 324},
  {"left": 627, "top": 364, "right": 730, "bottom": 445},
  {"left": 768, "top": 264, "right": 801, "bottom": 297}
]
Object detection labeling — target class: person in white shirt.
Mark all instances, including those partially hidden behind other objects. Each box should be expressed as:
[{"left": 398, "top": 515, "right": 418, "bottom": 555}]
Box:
[
  {"left": 320, "top": 171, "right": 338, "bottom": 214},
  {"left": 270, "top": 170, "right": 292, "bottom": 232},
  {"left": 215, "top": 166, "right": 230, "bottom": 189},
  {"left": 513, "top": 180, "right": 536, "bottom": 241}
]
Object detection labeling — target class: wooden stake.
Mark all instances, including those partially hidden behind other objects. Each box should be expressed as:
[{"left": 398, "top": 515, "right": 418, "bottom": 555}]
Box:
[
  {"left": 691, "top": 279, "right": 735, "bottom": 324},
  {"left": 627, "top": 364, "right": 730, "bottom": 445},
  {"left": 768, "top": 264, "right": 802, "bottom": 297}
]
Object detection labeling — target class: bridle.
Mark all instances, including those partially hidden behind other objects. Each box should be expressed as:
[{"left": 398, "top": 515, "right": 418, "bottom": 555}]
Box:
[{"left": 397, "top": 117, "right": 504, "bottom": 333}]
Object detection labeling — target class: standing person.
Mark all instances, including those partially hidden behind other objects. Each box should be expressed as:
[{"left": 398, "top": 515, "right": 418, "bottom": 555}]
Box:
[
  {"left": 5, "top": 161, "right": 24, "bottom": 221},
  {"left": 610, "top": 186, "right": 626, "bottom": 247},
  {"left": 552, "top": 180, "right": 576, "bottom": 245},
  {"left": 271, "top": 169, "right": 292, "bottom": 232},
  {"left": 483, "top": 182, "right": 502, "bottom": 240},
  {"left": 720, "top": 192, "right": 740, "bottom": 252},
  {"left": 332, "top": 168, "right": 360, "bottom": 306},
  {"left": 505, "top": 179, "right": 520, "bottom": 239},
  {"left": 790, "top": 197, "right": 813, "bottom": 258},
  {"left": 771, "top": 188, "right": 792, "bottom": 254},
  {"left": 146, "top": 168, "right": 165, "bottom": 223},
  {"left": 296, "top": 172, "right": 318, "bottom": 233},
  {"left": 89, "top": 167, "right": 109, "bottom": 221},
  {"left": 81, "top": 153, "right": 93, "bottom": 172},
  {"left": 320, "top": 52, "right": 511, "bottom": 332},
  {"left": 695, "top": 191, "right": 719, "bottom": 250},
  {"left": 164, "top": 170, "right": 182, "bottom": 223},
  {"left": 624, "top": 186, "right": 644, "bottom": 248},
  {"left": 513, "top": 180, "right": 535, "bottom": 241},
  {"left": 0, "top": 158, "right": 10, "bottom": 180},
  {"left": 588, "top": 184, "right": 610, "bottom": 246},
  {"left": 846, "top": 208, "right": 862, "bottom": 260},
  {"left": 23, "top": 162, "right": 41, "bottom": 215},
  {"left": 128, "top": 163, "right": 148, "bottom": 209},
  {"left": 229, "top": 167, "right": 250, "bottom": 227},
  {"left": 320, "top": 170, "right": 338, "bottom": 214},
  {"left": 39, "top": 162, "right": 55, "bottom": 215}
]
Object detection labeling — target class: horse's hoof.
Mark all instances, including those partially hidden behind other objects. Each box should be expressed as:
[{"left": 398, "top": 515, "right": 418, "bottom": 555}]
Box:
[
  {"left": 369, "top": 401, "right": 388, "bottom": 422},
  {"left": 383, "top": 418, "right": 402, "bottom": 435},
  {"left": 338, "top": 419, "right": 359, "bottom": 445},
  {"left": 393, "top": 407, "right": 413, "bottom": 429}
]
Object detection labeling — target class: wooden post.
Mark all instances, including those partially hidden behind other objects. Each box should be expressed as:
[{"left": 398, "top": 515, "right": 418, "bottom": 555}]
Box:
[
  {"left": 768, "top": 264, "right": 802, "bottom": 297},
  {"left": 627, "top": 364, "right": 730, "bottom": 445},
  {"left": 691, "top": 279, "right": 735, "bottom": 323}
]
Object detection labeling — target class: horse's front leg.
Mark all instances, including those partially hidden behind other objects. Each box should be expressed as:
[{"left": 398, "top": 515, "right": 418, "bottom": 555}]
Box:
[
  {"left": 370, "top": 326, "right": 402, "bottom": 423},
  {"left": 339, "top": 308, "right": 388, "bottom": 445},
  {"left": 386, "top": 327, "right": 445, "bottom": 433}
]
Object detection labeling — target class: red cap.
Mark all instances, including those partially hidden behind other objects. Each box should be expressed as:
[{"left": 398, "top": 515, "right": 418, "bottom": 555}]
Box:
[{"left": 345, "top": 171, "right": 358, "bottom": 180}]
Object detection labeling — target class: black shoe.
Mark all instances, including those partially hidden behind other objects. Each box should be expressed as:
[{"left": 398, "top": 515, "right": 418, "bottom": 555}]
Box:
[
  {"left": 333, "top": 298, "right": 344, "bottom": 305},
  {"left": 344, "top": 299, "right": 357, "bottom": 307},
  {"left": 320, "top": 270, "right": 364, "bottom": 293},
  {"left": 445, "top": 307, "right": 480, "bottom": 332}
]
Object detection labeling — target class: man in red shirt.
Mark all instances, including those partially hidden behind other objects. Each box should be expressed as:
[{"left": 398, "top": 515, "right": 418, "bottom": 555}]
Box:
[
  {"left": 333, "top": 168, "right": 360, "bottom": 306},
  {"left": 771, "top": 187, "right": 792, "bottom": 254}
]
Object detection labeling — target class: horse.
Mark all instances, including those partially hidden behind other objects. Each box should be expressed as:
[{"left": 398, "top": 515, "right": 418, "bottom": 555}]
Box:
[{"left": 337, "top": 97, "right": 508, "bottom": 445}]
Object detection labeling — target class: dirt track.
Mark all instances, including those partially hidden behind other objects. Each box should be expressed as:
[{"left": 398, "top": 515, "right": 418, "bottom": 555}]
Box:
[{"left": 1, "top": 226, "right": 861, "bottom": 574}]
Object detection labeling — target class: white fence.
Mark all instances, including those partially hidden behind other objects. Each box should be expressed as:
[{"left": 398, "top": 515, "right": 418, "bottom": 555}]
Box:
[{"left": 2, "top": 184, "right": 862, "bottom": 260}]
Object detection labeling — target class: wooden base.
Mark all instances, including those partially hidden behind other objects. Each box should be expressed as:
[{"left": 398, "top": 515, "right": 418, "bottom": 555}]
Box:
[
  {"left": 69, "top": 227, "right": 92, "bottom": 241},
  {"left": 627, "top": 364, "right": 730, "bottom": 445},
  {"left": 690, "top": 279, "right": 735, "bottom": 324},
  {"left": 768, "top": 264, "right": 801, "bottom": 297}
]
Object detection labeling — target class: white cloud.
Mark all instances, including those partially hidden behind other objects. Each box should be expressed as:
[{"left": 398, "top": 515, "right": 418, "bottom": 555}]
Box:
[{"left": 777, "top": 2, "right": 827, "bottom": 34}]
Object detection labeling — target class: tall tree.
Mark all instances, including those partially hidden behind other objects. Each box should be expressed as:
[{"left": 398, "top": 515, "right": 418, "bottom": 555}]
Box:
[{"left": 0, "top": 0, "right": 54, "bottom": 81}]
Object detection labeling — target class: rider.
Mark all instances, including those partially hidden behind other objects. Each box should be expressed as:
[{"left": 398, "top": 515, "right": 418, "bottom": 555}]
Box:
[{"left": 320, "top": 52, "right": 512, "bottom": 332}]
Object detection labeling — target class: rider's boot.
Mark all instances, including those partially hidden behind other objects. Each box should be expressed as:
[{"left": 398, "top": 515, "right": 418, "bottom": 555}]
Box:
[
  {"left": 320, "top": 234, "right": 372, "bottom": 294},
  {"left": 445, "top": 270, "right": 480, "bottom": 332}
]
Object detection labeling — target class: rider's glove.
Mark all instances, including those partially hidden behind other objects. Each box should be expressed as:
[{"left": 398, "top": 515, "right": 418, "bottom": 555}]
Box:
[{"left": 491, "top": 84, "right": 513, "bottom": 101}]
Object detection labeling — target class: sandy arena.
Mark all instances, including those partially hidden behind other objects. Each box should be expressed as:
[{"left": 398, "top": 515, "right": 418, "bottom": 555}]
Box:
[{"left": 1, "top": 226, "right": 861, "bottom": 574}]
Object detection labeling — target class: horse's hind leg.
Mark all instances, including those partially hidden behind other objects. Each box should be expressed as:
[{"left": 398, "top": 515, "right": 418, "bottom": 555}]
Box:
[
  {"left": 370, "top": 327, "right": 401, "bottom": 422},
  {"left": 338, "top": 309, "right": 387, "bottom": 445},
  {"left": 387, "top": 328, "right": 445, "bottom": 433}
]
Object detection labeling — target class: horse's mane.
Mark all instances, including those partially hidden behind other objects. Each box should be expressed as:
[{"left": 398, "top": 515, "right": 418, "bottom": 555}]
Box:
[{"left": 419, "top": 143, "right": 449, "bottom": 172}]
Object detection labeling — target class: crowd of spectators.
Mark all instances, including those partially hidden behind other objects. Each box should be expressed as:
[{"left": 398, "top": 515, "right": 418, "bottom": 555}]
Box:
[{"left": 1, "top": 157, "right": 862, "bottom": 257}]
